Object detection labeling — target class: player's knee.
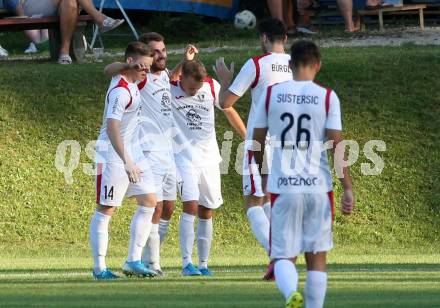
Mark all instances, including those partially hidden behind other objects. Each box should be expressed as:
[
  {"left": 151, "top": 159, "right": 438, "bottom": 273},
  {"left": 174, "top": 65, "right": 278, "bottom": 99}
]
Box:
[
  {"left": 161, "top": 202, "right": 175, "bottom": 220},
  {"left": 198, "top": 205, "right": 213, "bottom": 219},
  {"left": 183, "top": 201, "right": 198, "bottom": 216},
  {"left": 96, "top": 204, "right": 116, "bottom": 216},
  {"left": 136, "top": 193, "right": 157, "bottom": 208}
]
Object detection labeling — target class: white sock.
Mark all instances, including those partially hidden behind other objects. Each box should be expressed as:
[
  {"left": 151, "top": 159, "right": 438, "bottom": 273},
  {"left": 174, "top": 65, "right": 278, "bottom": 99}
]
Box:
[
  {"left": 179, "top": 212, "right": 195, "bottom": 268},
  {"left": 127, "top": 206, "right": 154, "bottom": 262},
  {"left": 275, "top": 259, "right": 299, "bottom": 300},
  {"left": 89, "top": 210, "right": 111, "bottom": 274},
  {"left": 263, "top": 201, "right": 271, "bottom": 220},
  {"left": 305, "top": 271, "right": 328, "bottom": 308},
  {"left": 197, "top": 217, "right": 213, "bottom": 269},
  {"left": 142, "top": 223, "right": 160, "bottom": 270},
  {"left": 159, "top": 219, "right": 170, "bottom": 244},
  {"left": 246, "top": 206, "right": 270, "bottom": 252}
]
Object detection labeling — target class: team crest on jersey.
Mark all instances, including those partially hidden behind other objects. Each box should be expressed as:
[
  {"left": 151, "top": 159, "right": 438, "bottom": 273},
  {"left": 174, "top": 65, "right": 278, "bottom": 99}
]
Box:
[
  {"left": 197, "top": 91, "right": 208, "bottom": 102},
  {"left": 161, "top": 93, "right": 171, "bottom": 107},
  {"left": 186, "top": 108, "right": 202, "bottom": 130}
]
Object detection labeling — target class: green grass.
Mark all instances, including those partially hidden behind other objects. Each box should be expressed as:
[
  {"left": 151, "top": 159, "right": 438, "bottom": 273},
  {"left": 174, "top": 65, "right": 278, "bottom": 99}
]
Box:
[
  {"left": 0, "top": 254, "right": 439, "bottom": 307},
  {"left": 0, "top": 42, "right": 439, "bottom": 306},
  {"left": 0, "top": 45, "right": 439, "bottom": 251}
]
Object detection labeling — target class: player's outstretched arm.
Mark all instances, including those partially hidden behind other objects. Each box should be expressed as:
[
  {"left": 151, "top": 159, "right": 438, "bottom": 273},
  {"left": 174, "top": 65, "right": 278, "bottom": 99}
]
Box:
[
  {"left": 169, "top": 44, "right": 199, "bottom": 81},
  {"left": 104, "top": 62, "right": 149, "bottom": 76},
  {"left": 221, "top": 107, "right": 246, "bottom": 139},
  {"left": 327, "top": 129, "right": 355, "bottom": 215},
  {"left": 253, "top": 127, "right": 268, "bottom": 175},
  {"left": 107, "top": 119, "right": 140, "bottom": 183}
]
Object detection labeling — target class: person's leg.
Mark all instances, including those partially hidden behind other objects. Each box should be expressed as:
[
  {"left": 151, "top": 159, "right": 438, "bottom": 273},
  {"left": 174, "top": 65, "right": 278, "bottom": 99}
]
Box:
[
  {"left": 127, "top": 193, "right": 156, "bottom": 263},
  {"left": 304, "top": 252, "right": 328, "bottom": 308},
  {"left": 284, "top": 0, "right": 296, "bottom": 30},
  {"left": 197, "top": 205, "right": 213, "bottom": 271},
  {"left": 90, "top": 204, "right": 116, "bottom": 275},
  {"left": 336, "top": 0, "right": 356, "bottom": 32},
  {"left": 267, "top": 0, "right": 284, "bottom": 21},
  {"left": 58, "top": 0, "right": 79, "bottom": 57},
  {"left": 142, "top": 201, "right": 163, "bottom": 271},
  {"left": 76, "top": 0, "right": 105, "bottom": 25},
  {"left": 245, "top": 195, "right": 269, "bottom": 252},
  {"left": 160, "top": 200, "right": 174, "bottom": 243},
  {"left": 180, "top": 201, "right": 198, "bottom": 269},
  {"left": 274, "top": 258, "right": 299, "bottom": 299}
]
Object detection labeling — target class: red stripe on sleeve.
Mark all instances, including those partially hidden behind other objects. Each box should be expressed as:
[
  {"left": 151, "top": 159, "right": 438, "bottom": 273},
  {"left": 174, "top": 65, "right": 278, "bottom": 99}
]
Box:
[
  {"left": 250, "top": 52, "right": 271, "bottom": 89},
  {"left": 137, "top": 76, "right": 147, "bottom": 90},
  {"left": 325, "top": 88, "right": 332, "bottom": 116},
  {"left": 204, "top": 77, "right": 216, "bottom": 103},
  {"left": 265, "top": 85, "right": 274, "bottom": 114}
]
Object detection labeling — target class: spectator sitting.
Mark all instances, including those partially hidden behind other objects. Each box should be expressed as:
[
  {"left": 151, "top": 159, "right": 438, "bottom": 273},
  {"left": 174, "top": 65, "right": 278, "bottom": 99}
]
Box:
[
  {"left": 3, "top": 0, "right": 50, "bottom": 54},
  {"left": 266, "top": 0, "right": 296, "bottom": 36},
  {"left": 18, "top": 0, "right": 124, "bottom": 64}
]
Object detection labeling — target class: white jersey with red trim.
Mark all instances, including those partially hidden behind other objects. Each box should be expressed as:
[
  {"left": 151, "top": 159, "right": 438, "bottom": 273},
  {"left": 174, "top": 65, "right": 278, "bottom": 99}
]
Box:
[
  {"left": 137, "top": 70, "right": 173, "bottom": 152},
  {"left": 253, "top": 80, "right": 342, "bottom": 194},
  {"left": 171, "top": 77, "right": 222, "bottom": 167},
  {"left": 96, "top": 75, "right": 143, "bottom": 163},
  {"left": 229, "top": 52, "right": 292, "bottom": 145}
]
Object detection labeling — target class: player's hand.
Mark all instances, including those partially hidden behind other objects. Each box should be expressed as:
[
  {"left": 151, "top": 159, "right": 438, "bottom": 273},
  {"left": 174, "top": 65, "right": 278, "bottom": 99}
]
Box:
[
  {"left": 341, "top": 189, "right": 355, "bottom": 215},
  {"left": 128, "top": 61, "right": 149, "bottom": 72},
  {"left": 213, "top": 57, "right": 234, "bottom": 85},
  {"left": 125, "top": 160, "right": 141, "bottom": 183},
  {"left": 183, "top": 44, "right": 199, "bottom": 61}
]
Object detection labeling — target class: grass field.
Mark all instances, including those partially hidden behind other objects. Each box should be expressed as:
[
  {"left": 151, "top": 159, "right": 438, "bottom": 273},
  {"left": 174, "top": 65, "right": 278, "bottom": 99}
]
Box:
[
  {"left": 0, "top": 41, "right": 439, "bottom": 307},
  {"left": 1, "top": 254, "right": 439, "bottom": 307}
]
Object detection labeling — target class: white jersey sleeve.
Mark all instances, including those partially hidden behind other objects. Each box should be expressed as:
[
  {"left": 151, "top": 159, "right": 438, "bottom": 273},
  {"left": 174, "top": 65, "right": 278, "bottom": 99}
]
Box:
[
  {"left": 105, "top": 87, "right": 131, "bottom": 121},
  {"left": 228, "top": 58, "right": 256, "bottom": 97},
  {"left": 325, "top": 91, "right": 342, "bottom": 131},
  {"left": 253, "top": 87, "right": 269, "bottom": 128}
]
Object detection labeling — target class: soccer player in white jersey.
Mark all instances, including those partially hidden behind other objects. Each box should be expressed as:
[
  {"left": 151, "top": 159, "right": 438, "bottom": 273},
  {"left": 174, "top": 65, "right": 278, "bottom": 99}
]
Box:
[
  {"left": 253, "top": 40, "right": 355, "bottom": 308},
  {"left": 214, "top": 18, "right": 293, "bottom": 279},
  {"left": 104, "top": 33, "right": 198, "bottom": 275},
  {"left": 172, "top": 61, "right": 246, "bottom": 276},
  {"left": 90, "top": 42, "right": 158, "bottom": 280}
]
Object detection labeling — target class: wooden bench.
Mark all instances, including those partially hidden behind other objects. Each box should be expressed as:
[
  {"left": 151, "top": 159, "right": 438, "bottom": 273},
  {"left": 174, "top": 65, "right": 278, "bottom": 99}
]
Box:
[
  {"left": 358, "top": 4, "right": 427, "bottom": 31},
  {"left": 0, "top": 15, "right": 94, "bottom": 62}
]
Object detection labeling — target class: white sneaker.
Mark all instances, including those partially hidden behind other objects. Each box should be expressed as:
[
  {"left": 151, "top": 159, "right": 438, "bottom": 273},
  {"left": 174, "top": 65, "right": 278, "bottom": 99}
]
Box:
[
  {"left": 100, "top": 17, "right": 124, "bottom": 33},
  {"left": 24, "top": 42, "right": 38, "bottom": 54},
  {"left": 296, "top": 27, "right": 318, "bottom": 35},
  {"left": 0, "top": 45, "right": 8, "bottom": 57}
]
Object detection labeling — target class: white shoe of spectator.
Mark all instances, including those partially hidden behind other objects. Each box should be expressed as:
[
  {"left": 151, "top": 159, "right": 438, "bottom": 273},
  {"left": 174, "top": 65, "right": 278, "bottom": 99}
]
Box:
[
  {"left": 296, "top": 27, "right": 318, "bottom": 35},
  {"left": 0, "top": 45, "right": 8, "bottom": 57},
  {"left": 24, "top": 42, "right": 38, "bottom": 54},
  {"left": 58, "top": 54, "right": 72, "bottom": 65},
  {"left": 100, "top": 17, "right": 124, "bottom": 33}
]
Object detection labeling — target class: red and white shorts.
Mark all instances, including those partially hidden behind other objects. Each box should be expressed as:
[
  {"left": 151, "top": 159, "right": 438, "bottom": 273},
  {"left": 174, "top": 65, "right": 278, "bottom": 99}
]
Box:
[
  {"left": 269, "top": 192, "right": 335, "bottom": 260},
  {"left": 95, "top": 159, "right": 156, "bottom": 207}
]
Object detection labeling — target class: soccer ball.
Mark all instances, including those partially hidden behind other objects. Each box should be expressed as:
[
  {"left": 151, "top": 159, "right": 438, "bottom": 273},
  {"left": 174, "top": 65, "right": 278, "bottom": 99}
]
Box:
[{"left": 234, "top": 10, "right": 257, "bottom": 30}]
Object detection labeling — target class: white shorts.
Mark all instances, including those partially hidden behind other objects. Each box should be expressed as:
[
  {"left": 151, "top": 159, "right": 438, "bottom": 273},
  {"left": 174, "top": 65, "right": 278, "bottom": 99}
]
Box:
[
  {"left": 176, "top": 164, "right": 223, "bottom": 209},
  {"left": 143, "top": 151, "right": 177, "bottom": 202},
  {"left": 95, "top": 159, "right": 155, "bottom": 207},
  {"left": 269, "top": 192, "right": 335, "bottom": 259}
]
